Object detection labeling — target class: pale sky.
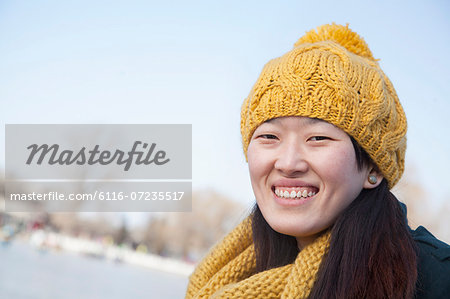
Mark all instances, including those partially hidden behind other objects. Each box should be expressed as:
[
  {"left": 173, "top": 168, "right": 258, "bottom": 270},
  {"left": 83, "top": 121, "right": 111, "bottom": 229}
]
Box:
[{"left": 1, "top": 1, "right": 449, "bottom": 219}]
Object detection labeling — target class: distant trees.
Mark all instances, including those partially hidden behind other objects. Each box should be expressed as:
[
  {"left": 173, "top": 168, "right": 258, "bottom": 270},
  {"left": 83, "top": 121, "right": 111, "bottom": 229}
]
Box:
[
  {"left": 394, "top": 164, "right": 450, "bottom": 244},
  {"left": 138, "top": 189, "right": 246, "bottom": 261}
]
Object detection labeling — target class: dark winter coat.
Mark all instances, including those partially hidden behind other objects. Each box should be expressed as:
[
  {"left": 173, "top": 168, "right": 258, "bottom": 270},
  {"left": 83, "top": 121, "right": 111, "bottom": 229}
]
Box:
[
  {"left": 401, "top": 202, "right": 450, "bottom": 298},
  {"left": 412, "top": 225, "right": 450, "bottom": 298}
]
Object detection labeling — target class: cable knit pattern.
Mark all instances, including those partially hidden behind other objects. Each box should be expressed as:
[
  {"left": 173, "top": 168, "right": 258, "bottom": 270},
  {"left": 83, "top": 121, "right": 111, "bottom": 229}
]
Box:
[
  {"left": 185, "top": 217, "right": 331, "bottom": 299},
  {"left": 240, "top": 24, "right": 407, "bottom": 188}
]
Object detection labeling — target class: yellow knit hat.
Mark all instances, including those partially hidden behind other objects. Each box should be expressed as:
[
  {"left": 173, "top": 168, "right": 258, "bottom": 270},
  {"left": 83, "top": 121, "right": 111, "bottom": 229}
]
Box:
[{"left": 240, "top": 23, "right": 407, "bottom": 188}]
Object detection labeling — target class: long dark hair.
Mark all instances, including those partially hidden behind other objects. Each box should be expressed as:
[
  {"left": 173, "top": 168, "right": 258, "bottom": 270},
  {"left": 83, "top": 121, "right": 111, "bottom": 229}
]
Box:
[{"left": 251, "top": 138, "right": 417, "bottom": 298}]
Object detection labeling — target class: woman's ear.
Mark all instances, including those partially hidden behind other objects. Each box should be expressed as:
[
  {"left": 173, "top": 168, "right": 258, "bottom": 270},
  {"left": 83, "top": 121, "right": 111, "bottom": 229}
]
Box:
[{"left": 363, "top": 167, "right": 384, "bottom": 189}]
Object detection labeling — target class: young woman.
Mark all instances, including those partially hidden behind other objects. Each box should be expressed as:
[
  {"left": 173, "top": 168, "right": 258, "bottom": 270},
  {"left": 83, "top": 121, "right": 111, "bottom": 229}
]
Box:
[{"left": 186, "top": 24, "right": 450, "bottom": 298}]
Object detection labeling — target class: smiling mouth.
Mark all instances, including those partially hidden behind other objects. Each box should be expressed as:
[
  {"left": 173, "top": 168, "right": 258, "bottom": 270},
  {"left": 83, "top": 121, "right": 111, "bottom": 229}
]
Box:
[{"left": 272, "top": 186, "right": 319, "bottom": 199}]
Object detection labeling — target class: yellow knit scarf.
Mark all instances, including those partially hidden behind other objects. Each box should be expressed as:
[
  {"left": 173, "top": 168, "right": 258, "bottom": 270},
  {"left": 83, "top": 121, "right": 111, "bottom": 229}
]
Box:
[{"left": 185, "top": 217, "right": 331, "bottom": 299}]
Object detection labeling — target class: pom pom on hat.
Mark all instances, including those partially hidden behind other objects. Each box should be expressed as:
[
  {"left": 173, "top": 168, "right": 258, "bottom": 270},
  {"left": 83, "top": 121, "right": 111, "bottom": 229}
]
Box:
[{"left": 294, "top": 23, "right": 376, "bottom": 61}]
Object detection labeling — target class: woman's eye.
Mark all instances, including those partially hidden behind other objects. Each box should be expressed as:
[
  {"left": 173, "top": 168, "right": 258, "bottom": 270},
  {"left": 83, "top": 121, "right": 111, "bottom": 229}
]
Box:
[
  {"left": 309, "top": 136, "right": 329, "bottom": 141},
  {"left": 258, "top": 134, "right": 277, "bottom": 140}
]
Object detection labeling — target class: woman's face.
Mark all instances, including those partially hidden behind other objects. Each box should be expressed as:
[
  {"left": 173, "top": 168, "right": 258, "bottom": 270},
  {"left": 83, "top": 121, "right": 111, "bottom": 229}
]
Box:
[{"left": 247, "top": 116, "right": 375, "bottom": 248}]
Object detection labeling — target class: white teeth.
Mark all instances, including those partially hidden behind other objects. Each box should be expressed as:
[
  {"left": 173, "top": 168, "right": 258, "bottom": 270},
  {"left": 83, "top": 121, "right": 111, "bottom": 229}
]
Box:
[{"left": 275, "top": 187, "right": 318, "bottom": 199}]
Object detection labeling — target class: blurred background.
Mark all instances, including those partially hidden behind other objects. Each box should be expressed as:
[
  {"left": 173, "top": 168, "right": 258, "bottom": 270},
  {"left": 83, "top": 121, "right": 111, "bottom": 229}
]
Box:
[{"left": 1, "top": 0, "right": 449, "bottom": 298}]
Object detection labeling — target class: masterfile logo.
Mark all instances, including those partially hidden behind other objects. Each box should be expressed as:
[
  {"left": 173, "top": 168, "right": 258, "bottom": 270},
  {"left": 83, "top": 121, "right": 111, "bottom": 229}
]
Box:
[
  {"left": 5, "top": 124, "right": 192, "bottom": 212},
  {"left": 26, "top": 141, "right": 170, "bottom": 171}
]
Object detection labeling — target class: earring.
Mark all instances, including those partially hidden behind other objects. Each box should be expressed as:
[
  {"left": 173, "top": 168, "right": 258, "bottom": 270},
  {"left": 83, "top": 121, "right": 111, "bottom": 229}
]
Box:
[{"left": 368, "top": 175, "right": 377, "bottom": 185}]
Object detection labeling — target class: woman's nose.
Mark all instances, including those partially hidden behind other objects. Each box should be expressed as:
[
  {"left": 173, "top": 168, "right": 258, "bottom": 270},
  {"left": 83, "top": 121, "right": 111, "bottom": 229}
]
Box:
[{"left": 274, "top": 140, "right": 309, "bottom": 176}]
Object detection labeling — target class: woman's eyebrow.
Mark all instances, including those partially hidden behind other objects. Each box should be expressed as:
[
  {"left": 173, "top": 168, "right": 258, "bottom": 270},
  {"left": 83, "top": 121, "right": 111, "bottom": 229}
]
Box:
[
  {"left": 266, "top": 117, "right": 325, "bottom": 125},
  {"left": 304, "top": 117, "right": 324, "bottom": 125}
]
